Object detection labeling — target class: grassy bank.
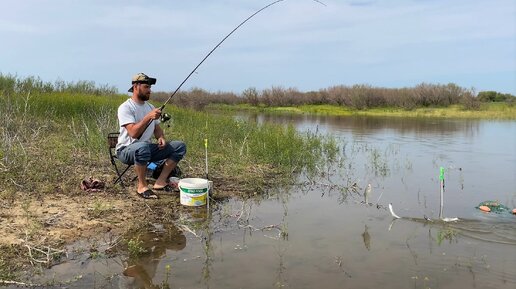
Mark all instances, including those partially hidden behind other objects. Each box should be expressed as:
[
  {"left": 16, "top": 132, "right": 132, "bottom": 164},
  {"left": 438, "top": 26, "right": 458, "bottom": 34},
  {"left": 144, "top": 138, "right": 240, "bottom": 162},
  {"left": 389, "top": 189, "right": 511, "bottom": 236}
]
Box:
[
  {"left": 0, "top": 96, "right": 338, "bottom": 199},
  {"left": 0, "top": 75, "right": 338, "bottom": 279},
  {"left": 210, "top": 103, "right": 516, "bottom": 120},
  {"left": 0, "top": 75, "right": 338, "bottom": 197}
]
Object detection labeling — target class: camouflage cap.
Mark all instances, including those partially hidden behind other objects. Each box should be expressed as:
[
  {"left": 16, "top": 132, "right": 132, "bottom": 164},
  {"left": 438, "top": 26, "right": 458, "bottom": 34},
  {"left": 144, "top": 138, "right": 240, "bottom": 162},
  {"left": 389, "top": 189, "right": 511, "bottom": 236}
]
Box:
[{"left": 128, "top": 73, "right": 157, "bottom": 92}]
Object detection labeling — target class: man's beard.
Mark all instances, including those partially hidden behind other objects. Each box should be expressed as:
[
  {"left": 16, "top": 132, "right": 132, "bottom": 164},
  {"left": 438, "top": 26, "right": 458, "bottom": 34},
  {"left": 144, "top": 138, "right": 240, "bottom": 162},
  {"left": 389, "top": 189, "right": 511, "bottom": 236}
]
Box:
[{"left": 137, "top": 92, "right": 150, "bottom": 101}]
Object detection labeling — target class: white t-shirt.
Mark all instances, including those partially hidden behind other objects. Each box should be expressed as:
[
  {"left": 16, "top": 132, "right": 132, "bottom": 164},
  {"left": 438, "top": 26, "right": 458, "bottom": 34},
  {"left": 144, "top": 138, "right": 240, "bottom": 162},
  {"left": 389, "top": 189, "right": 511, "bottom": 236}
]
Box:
[{"left": 116, "top": 98, "right": 160, "bottom": 152}]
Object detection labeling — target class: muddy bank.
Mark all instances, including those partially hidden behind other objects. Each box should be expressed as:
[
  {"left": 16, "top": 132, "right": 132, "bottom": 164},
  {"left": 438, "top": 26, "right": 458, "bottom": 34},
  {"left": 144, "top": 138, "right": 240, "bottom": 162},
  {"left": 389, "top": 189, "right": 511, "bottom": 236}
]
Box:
[{"left": 0, "top": 176, "right": 252, "bottom": 282}]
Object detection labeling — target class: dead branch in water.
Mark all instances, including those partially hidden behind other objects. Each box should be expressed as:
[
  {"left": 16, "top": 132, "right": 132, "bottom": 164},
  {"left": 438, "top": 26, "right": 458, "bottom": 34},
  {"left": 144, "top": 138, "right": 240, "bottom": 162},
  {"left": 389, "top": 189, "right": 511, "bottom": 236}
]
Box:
[
  {"left": 177, "top": 224, "right": 202, "bottom": 238},
  {"left": 240, "top": 224, "right": 286, "bottom": 240}
]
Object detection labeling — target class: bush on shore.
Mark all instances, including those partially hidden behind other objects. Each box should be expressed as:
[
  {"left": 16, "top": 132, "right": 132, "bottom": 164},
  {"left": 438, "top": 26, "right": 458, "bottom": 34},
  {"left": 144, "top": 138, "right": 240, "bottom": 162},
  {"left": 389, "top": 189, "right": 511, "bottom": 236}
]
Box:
[
  {"left": 477, "top": 91, "right": 515, "bottom": 103},
  {"left": 152, "top": 83, "right": 514, "bottom": 111}
]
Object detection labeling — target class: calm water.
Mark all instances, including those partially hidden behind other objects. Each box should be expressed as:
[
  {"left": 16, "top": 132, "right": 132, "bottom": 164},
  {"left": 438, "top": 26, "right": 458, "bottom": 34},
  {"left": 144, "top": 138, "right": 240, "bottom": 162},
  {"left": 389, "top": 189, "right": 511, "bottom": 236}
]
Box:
[{"left": 30, "top": 114, "right": 516, "bottom": 288}]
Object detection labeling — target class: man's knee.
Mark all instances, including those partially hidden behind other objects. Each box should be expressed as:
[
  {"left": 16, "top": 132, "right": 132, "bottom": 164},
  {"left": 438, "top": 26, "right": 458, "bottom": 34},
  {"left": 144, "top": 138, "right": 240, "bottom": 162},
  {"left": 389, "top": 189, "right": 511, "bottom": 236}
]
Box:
[
  {"left": 134, "top": 145, "right": 151, "bottom": 165},
  {"left": 177, "top": 141, "right": 187, "bottom": 156},
  {"left": 168, "top": 141, "right": 187, "bottom": 162}
]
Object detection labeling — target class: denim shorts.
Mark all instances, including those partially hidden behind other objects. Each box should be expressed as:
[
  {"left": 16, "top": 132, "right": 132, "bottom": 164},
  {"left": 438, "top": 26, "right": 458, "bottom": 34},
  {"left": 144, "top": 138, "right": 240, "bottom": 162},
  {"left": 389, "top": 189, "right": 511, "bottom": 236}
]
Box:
[{"left": 116, "top": 141, "right": 186, "bottom": 166}]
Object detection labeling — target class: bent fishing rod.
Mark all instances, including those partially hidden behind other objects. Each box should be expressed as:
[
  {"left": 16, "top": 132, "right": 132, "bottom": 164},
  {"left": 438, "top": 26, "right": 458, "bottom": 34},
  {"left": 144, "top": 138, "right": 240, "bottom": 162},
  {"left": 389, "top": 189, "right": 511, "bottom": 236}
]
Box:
[
  {"left": 136, "top": 0, "right": 286, "bottom": 139},
  {"left": 160, "top": 0, "right": 287, "bottom": 111},
  {"left": 137, "top": 0, "right": 325, "bottom": 139}
]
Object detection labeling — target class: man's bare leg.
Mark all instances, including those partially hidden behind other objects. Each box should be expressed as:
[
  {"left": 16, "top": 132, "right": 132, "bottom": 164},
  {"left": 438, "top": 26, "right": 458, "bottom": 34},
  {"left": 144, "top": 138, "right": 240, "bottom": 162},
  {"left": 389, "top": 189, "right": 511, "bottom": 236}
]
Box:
[
  {"left": 135, "top": 164, "right": 158, "bottom": 199},
  {"left": 135, "top": 164, "right": 149, "bottom": 193},
  {"left": 154, "top": 159, "right": 176, "bottom": 188}
]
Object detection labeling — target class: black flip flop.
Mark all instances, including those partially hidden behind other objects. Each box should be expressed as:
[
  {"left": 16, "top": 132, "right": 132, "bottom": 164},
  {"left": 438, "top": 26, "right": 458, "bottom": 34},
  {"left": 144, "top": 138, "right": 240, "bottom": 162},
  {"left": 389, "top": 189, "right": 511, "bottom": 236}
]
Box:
[
  {"left": 137, "top": 189, "right": 159, "bottom": 199},
  {"left": 153, "top": 184, "right": 173, "bottom": 192}
]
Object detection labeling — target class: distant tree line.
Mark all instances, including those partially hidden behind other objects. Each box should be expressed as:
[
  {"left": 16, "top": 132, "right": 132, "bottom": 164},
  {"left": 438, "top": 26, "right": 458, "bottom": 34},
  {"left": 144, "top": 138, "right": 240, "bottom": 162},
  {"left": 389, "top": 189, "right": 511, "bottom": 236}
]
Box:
[
  {"left": 2, "top": 75, "right": 513, "bottom": 110},
  {"left": 153, "top": 83, "right": 515, "bottom": 110}
]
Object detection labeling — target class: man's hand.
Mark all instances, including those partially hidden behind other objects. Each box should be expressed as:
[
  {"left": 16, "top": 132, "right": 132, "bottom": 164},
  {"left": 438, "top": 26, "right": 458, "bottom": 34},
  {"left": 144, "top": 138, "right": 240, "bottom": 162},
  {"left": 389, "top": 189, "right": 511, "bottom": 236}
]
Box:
[
  {"left": 147, "top": 108, "right": 162, "bottom": 120},
  {"left": 157, "top": 136, "right": 166, "bottom": 150}
]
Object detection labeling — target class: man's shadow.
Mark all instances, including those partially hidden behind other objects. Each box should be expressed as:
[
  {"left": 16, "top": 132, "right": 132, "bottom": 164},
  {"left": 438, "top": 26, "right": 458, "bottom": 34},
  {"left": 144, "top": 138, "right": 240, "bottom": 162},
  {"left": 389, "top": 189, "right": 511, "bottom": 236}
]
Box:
[{"left": 123, "top": 223, "right": 187, "bottom": 289}]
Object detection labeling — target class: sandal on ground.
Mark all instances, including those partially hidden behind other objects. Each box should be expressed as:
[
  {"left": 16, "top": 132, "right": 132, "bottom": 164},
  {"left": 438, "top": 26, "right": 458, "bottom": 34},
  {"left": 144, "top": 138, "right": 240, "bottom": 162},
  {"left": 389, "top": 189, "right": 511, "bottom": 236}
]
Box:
[
  {"left": 152, "top": 184, "right": 174, "bottom": 192},
  {"left": 137, "top": 189, "right": 159, "bottom": 199}
]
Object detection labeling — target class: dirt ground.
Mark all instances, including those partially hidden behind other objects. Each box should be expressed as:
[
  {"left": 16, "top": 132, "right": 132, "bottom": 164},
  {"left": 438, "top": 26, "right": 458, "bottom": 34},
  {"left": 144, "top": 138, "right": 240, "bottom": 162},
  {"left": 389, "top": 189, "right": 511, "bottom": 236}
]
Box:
[
  {"left": 0, "top": 175, "right": 244, "bottom": 281},
  {"left": 0, "top": 185, "right": 239, "bottom": 246},
  {"left": 1, "top": 192, "right": 138, "bottom": 247}
]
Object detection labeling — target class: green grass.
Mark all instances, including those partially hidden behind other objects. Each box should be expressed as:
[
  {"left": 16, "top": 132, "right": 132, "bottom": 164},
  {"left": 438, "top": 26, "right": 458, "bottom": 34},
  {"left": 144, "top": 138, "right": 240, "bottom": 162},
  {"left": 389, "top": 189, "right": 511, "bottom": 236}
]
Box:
[
  {"left": 0, "top": 76, "right": 338, "bottom": 198},
  {"left": 164, "top": 106, "right": 338, "bottom": 191},
  {"left": 210, "top": 103, "right": 516, "bottom": 120},
  {"left": 0, "top": 246, "right": 19, "bottom": 280},
  {"left": 88, "top": 201, "right": 114, "bottom": 219}
]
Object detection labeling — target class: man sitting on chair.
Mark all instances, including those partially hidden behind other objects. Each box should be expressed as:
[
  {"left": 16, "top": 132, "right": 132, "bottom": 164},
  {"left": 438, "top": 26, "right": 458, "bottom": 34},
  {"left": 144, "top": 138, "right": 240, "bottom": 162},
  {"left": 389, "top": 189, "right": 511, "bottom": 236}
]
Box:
[{"left": 116, "top": 73, "right": 186, "bottom": 199}]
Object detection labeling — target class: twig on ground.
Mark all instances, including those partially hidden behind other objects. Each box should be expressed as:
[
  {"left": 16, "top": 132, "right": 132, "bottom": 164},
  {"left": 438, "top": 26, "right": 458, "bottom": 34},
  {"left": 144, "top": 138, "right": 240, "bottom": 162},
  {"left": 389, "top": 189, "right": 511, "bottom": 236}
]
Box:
[
  {"left": 0, "top": 161, "right": 8, "bottom": 172},
  {"left": 8, "top": 178, "right": 24, "bottom": 188},
  {"left": 177, "top": 224, "right": 202, "bottom": 238},
  {"left": 144, "top": 202, "right": 152, "bottom": 211},
  {"left": 0, "top": 280, "right": 41, "bottom": 287},
  {"left": 24, "top": 243, "right": 65, "bottom": 267},
  {"left": 104, "top": 235, "right": 123, "bottom": 252},
  {"left": 0, "top": 274, "right": 83, "bottom": 287}
]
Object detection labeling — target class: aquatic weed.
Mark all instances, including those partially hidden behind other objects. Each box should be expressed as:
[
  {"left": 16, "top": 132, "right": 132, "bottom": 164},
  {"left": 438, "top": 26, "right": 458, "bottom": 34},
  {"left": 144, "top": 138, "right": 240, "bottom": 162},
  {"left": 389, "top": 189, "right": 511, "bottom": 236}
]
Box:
[
  {"left": 437, "top": 228, "right": 458, "bottom": 245},
  {"left": 127, "top": 237, "right": 147, "bottom": 258}
]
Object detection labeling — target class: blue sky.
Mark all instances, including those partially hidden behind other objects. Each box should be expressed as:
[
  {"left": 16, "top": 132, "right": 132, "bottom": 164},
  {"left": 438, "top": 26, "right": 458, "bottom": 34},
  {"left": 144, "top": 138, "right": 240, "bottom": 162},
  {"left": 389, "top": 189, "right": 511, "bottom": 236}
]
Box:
[{"left": 2, "top": 0, "right": 515, "bottom": 95}]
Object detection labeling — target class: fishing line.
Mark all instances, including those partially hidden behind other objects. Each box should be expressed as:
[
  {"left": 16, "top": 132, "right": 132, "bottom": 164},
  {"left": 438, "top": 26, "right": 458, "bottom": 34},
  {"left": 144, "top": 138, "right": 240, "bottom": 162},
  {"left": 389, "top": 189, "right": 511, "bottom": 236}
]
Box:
[
  {"left": 137, "top": 0, "right": 326, "bottom": 138},
  {"left": 160, "top": 0, "right": 285, "bottom": 111},
  {"left": 136, "top": 0, "right": 285, "bottom": 140}
]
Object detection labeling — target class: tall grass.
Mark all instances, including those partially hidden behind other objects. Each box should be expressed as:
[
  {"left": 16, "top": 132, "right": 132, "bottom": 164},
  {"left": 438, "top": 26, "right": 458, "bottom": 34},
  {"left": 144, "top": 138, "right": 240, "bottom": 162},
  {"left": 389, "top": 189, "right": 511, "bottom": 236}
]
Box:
[
  {"left": 0, "top": 75, "right": 338, "bottom": 197},
  {"left": 0, "top": 73, "right": 117, "bottom": 96},
  {"left": 170, "top": 107, "right": 338, "bottom": 178}
]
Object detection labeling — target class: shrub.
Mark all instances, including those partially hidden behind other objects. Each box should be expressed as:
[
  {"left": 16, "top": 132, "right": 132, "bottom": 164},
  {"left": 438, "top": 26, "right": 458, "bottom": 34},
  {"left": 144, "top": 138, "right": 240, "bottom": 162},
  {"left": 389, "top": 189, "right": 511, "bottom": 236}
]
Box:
[
  {"left": 478, "top": 91, "right": 516, "bottom": 102},
  {"left": 156, "top": 83, "right": 479, "bottom": 110}
]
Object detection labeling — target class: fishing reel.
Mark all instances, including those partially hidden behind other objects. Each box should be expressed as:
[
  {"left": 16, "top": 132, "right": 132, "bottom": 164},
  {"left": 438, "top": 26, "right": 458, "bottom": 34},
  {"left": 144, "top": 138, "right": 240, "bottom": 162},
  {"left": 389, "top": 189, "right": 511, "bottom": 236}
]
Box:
[
  {"left": 160, "top": 112, "right": 172, "bottom": 127},
  {"left": 160, "top": 112, "right": 171, "bottom": 122}
]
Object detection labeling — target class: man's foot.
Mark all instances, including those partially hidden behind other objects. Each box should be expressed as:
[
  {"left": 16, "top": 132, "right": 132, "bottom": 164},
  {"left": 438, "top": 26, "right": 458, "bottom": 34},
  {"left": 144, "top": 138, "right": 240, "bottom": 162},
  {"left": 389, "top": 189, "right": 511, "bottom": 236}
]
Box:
[
  {"left": 154, "top": 178, "right": 180, "bottom": 192},
  {"left": 137, "top": 189, "right": 159, "bottom": 199},
  {"left": 153, "top": 184, "right": 174, "bottom": 192}
]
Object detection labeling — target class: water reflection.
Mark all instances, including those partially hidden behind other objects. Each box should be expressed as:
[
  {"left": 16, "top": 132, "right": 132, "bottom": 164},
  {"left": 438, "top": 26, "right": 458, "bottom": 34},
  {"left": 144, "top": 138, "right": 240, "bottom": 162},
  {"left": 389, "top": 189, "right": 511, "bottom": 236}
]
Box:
[
  {"left": 362, "top": 225, "right": 371, "bottom": 251},
  {"left": 36, "top": 195, "right": 516, "bottom": 289},
  {"left": 235, "top": 112, "right": 482, "bottom": 137},
  {"left": 36, "top": 113, "right": 515, "bottom": 288},
  {"left": 123, "top": 224, "right": 186, "bottom": 289},
  {"left": 388, "top": 214, "right": 516, "bottom": 246}
]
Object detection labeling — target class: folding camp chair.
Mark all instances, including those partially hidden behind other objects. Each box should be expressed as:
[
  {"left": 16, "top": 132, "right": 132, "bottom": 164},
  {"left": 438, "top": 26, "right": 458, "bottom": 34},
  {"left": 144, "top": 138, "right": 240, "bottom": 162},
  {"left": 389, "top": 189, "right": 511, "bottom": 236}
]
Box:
[
  {"left": 108, "top": 132, "right": 166, "bottom": 186},
  {"left": 108, "top": 133, "right": 169, "bottom": 186},
  {"left": 108, "top": 132, "right": 133, "bottom": 186}
]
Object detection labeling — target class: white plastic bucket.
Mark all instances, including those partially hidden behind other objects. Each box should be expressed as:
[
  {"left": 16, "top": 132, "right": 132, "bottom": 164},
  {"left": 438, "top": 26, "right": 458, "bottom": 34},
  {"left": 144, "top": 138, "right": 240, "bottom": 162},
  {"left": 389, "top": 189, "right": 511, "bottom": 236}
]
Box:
[{"left": 179, "top": 178, "right": 209, "bottom": 206}]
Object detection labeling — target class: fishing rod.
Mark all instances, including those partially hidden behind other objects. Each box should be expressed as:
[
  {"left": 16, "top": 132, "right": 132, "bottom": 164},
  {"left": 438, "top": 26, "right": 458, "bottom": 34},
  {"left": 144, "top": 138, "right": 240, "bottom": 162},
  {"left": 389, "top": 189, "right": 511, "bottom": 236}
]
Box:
[
  {"left": 136, "top": 0, "right": 326, "bottom": 139},
  {"left": 137, "top": 0, "right": 287, "bottom": 139},
  {"left": 160, "top": 0, "right": 287, "bottom": 110}
]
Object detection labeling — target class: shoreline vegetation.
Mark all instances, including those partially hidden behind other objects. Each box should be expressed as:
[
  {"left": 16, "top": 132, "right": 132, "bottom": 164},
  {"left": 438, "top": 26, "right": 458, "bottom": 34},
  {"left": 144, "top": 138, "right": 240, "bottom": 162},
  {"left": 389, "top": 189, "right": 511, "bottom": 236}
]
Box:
[
  {"left": 0, "top": 73, "right": 514, "bottom": 281},
  {"left": 209, "top": 102, "right": 516, "bottom": 120},
  {"left": 151, "top": 83, "right": 515, "bottom": 120},
  {"left": 0, "top": 74, "right": 338, "bottom": 280}
]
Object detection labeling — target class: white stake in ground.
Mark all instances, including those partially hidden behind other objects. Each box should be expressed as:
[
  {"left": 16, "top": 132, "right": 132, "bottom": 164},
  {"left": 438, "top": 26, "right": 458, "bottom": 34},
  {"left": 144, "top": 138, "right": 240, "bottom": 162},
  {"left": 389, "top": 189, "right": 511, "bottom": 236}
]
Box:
[
  {"left": 205, "top": 138, "right": 209, "bottom": 213},
  {"left": 439, "top": 167, "right": 445, "bottom": 219},
  {"left": 389, "top": 166, "right": 458, "bottom": 222}
]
